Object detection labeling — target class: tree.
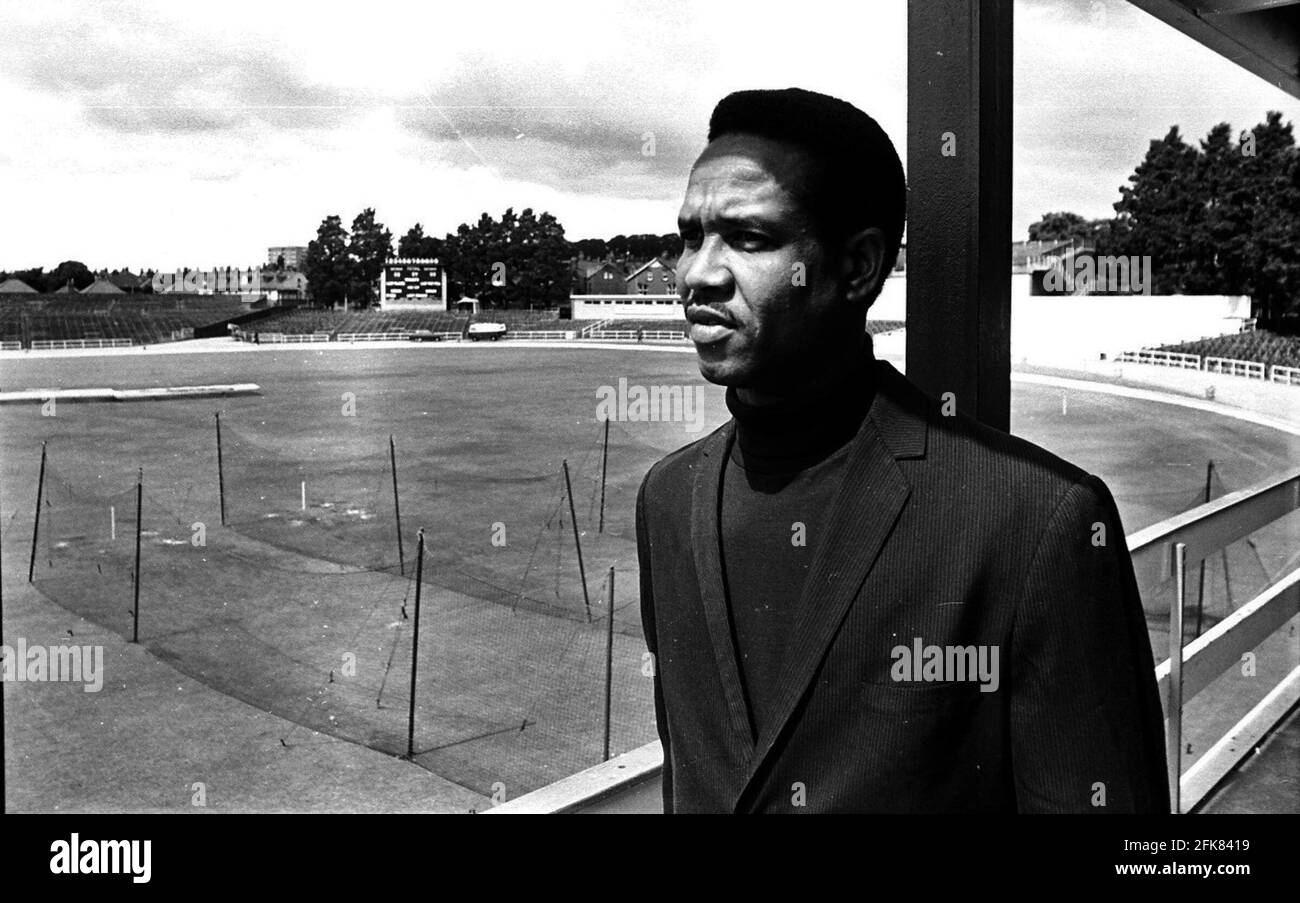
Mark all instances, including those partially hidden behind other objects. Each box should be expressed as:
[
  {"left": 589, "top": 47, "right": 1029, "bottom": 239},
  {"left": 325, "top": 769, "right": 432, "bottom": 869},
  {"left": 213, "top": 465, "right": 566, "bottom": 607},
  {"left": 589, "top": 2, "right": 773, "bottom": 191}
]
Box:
[
  {"left": 571, "top": 237, "right": 609, "bottom": 260},
  {"left": 441, "top": 207, "right": 571, "bottom": 308},
  {"left": 1240, "top": 112, "right": 1300, "bottom": 324},
  {"left": 1109, "top": 126, "right": 1205, "bottom": 293},
  {"left": 304, "top": 215, "right": 351, "bottom": 308},
  {"left": 398, "top": 223, "right": 442, "bottom": 259},
  {"left": 1026, "top": 212, "right": 1109, "bottom": 245},
  {"left": 348, "top": 208, "right": 393, "bottom": 307},
  {"left": 46, "top": 260, "right": 94, "bottom": 292},
  {"left": 1103, "top": 114, "right": 1300, "bottom": 320}
]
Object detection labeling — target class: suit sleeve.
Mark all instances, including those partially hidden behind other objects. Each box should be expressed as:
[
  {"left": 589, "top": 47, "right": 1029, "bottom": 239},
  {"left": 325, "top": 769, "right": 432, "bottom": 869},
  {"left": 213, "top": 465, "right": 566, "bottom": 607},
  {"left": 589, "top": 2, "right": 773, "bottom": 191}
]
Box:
[
  {"left": 636, "top": 471, "right": 674, "bottom": 814},
  {"left": 1009, "top": 474, "right": 1170, "bottom": 813}
]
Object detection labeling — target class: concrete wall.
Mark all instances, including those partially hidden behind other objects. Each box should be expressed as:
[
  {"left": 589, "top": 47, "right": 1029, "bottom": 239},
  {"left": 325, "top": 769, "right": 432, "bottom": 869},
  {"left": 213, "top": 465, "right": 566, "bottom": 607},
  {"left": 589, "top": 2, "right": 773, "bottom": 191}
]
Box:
[{"left": 869, "top": 274, "right": 1252, "bottom": 365}]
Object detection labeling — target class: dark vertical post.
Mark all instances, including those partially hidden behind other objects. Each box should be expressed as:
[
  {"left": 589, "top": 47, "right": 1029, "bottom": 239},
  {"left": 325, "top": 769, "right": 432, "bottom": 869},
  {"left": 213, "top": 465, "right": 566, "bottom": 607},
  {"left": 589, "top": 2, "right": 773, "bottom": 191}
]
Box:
[
  {"left": 132, "top": 468, "right": 142, "bottom": 644},
  {"left": 598, "top": 418, "right": 610, "bottom": 533},
  {"left": 215, "top": 412, "right": 227, "bottom": 527},
  {"left": 406, "top": 529, "right": 425, "bottom": 759},
  {"left": 1, "top": 471, "right": 6, "bottom": 813},
  {"left": 906, "top": 0, "right": 1014, "bottom": 431},
  {"left": 562, "top": 460, "right": 593, "bottom": 622},
  {"left": 1195, "top": 460, "right": 1213, "bottom": 636},
  {"left": 1169, "top": 543, "right": 1187, "bottom": 813},
  {"left": 603, "top": 565, "right": 615, "bottom": 762},
  {"left": 28, "top": 441, "right": 47, "bottom": 583},
  {"left": 390, "top": 435, "right": 405, "bottom": 576}
]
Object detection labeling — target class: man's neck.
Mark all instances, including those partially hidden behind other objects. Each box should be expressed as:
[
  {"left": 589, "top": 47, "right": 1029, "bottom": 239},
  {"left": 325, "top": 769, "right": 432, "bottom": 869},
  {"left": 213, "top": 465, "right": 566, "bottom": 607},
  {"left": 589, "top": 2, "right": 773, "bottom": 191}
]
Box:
[{"left": 735, "top": 333, "right": 872, "bottom": 407}]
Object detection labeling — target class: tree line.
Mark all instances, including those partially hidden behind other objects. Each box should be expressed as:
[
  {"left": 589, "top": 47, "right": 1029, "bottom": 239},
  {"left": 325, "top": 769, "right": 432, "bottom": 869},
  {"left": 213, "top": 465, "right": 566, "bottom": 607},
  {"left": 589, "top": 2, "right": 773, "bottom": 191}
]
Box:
[
  {"left": 303, "top": 206, "right": 684, "bottom": 309},
  {"left": 1029, "top": 111, "right": 1300, "bottom": 326}
]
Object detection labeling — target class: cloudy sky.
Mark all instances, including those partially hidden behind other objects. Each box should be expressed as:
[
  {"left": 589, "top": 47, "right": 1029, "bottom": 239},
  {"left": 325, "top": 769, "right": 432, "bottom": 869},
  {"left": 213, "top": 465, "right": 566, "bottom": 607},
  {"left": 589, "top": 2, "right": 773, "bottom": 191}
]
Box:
[{"left": 1, "top": 0, "right": 1297, "bottom": 272}]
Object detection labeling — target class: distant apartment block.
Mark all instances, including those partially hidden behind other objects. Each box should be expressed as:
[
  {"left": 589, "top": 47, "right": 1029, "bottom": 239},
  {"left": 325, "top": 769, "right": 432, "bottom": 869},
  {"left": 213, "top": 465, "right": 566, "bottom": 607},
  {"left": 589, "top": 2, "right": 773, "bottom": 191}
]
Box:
[{"left": 268, "top": 246, "right": 308, "bottom": 268}]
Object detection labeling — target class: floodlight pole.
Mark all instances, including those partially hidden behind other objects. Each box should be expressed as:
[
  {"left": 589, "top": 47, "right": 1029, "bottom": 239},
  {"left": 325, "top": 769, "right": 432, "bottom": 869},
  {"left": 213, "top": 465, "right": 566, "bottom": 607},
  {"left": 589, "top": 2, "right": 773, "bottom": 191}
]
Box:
[
  {"left": 406, "top": 528, "right": 425, "bottom": 759},
  {"left": 562, "top": 460, "right": 592, "bottom": 622},
  {"left": 132, "top": 468, "right": 142, "bottom": 644},
  {"left": 390, "top": 435, "right": 405, "bottom": 576},
  {"left": 27, "top": 441, "right": 47, "bottom": 582}
]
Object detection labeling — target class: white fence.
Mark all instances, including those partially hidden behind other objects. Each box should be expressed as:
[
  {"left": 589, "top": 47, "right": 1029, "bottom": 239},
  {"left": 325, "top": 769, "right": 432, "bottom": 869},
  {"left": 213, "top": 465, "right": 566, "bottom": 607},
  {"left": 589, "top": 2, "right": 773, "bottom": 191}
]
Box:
[
  {"left": 0, "top": 341, "right": 22, "bottom": 351},
  {"left": 337, "top": 332, "right": 411, "bottom": 342},
  {"left": 506, "top": 330, "right": 572, "bottom": 340},
  {"left": 247, "top": 333, "right": 331, "bottom": 344},
  {"left": 586, "top": 329, "right": 689, "bottom": 343},
  {"left": 1115, "top": 349, "right": 1201, "bottom": 369},
  {"left": 1268, "top": 364, "right": 1300, "bottom": 386},
  {"left": 1203, "top": 356, "right": 1266, "bottom": 379},
  {"left": 31, "top": 338, "right": 132, "bottom": 350},
  {"left": 579, "top": 319, "right": 612, "bottom": 338},
  {"left": 1119, "top": 348, "right": 1297, "bottom": 386}
]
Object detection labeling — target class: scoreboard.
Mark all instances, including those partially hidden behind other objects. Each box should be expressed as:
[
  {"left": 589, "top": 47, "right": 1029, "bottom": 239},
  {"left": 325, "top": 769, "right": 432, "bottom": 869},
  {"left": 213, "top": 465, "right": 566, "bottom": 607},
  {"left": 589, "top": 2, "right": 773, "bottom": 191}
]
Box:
[{"left": 380, "top": 258, "right": 447, "bottom": 308}]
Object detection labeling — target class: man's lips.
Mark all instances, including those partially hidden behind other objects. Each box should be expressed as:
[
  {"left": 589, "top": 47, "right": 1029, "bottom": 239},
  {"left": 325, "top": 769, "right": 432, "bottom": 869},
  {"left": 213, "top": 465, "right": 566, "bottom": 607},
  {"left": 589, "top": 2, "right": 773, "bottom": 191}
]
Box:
[{"left": 685, "top": 306, "right": 736, "bottom": 328}]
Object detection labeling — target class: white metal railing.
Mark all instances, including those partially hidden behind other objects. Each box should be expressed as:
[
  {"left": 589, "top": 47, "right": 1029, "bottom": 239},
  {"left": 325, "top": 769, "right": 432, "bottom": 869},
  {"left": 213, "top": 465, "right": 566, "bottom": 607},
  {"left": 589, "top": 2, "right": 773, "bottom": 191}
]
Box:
[
  {"left": 491, "top": 465, "right": 1300, "bottom": 814},
  {"left": 1117, "top": 348, "right": 1298, "bottom": 386},
  {"left": 269, "top": 333, "right": 330, "bottom": 343},
  {"left": 1116, "top": 349, "right": 1201, "bottom": 369},
  {"left": 587, "top": 330, "right": 640, "bottom": 342},
  {"left": 30, "top": 338, "right": 132, "bottom": 350},
  {"left": 1128, "top": 466, "right": 1300, "bottom": 812},
  {"left": 1268, "top": 364, "right": 1300, "bottom": 386},
  {"left": 579, "top": 319, "right": 613, "bottom": 338},
  {"left": 640, "top": 330, "right": 689, "bottom": 342},
  {"left": 507, "top": 330, "right": 572, "bottom": 340},
  {"left": 1203, "top": 356, "right": 1266, "bottom": 379},
  {"left": 0, "top": 341, "right": 22, "bottom": 351},
  {"left": 337, "top": 332, "right": 411, "bottom": 342}
]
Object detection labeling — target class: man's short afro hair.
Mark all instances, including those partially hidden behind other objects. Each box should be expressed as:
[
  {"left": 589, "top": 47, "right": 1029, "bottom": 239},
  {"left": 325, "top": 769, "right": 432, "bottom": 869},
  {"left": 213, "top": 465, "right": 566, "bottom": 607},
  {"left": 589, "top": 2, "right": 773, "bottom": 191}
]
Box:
[{"left": 707, "top": 87, "right": 906, "bottom": 273}]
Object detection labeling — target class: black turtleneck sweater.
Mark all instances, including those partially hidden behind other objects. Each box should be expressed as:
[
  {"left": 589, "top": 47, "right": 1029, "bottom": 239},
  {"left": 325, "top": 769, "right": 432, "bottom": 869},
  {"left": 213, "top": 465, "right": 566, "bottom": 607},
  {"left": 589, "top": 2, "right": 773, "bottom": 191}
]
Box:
[{"left": 719, "top": 352, "right": 877, "bottom": 741}]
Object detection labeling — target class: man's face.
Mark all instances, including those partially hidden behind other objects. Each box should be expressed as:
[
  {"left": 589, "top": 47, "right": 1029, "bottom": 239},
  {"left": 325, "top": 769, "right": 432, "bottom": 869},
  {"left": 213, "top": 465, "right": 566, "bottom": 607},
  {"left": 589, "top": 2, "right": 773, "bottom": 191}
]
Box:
[{"left": 676, "top": 132, "right": 849, "bottom": 394}]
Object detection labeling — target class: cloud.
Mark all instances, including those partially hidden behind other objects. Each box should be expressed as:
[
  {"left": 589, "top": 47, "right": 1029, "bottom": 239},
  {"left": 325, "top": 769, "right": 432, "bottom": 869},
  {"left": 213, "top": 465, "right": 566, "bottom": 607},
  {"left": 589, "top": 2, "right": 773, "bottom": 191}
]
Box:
[{"left": 0, "top": 3, "right": 350, "bottom": 136}]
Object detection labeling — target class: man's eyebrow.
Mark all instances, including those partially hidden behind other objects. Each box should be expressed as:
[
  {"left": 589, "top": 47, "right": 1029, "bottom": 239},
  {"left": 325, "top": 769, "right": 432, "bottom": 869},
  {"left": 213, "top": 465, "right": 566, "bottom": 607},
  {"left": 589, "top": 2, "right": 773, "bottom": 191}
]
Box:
[{"left": 679, "top": 211, "right": 781, "bottom": 232}]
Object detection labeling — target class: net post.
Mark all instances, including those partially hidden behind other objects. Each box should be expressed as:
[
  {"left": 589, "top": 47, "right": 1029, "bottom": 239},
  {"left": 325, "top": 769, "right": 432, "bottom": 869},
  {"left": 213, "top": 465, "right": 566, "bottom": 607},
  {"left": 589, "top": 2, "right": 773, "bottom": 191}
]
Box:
[
  {"left": 1168, "top": 542, "right": 1187, "bottom": 814},
  {"left": 390, "top": 435, "right": 405, "bottom": 576},
  {"left": 562, "top": 460, "right": 592, "bottom": 622},
  {"left": 598, "top": 418, "right": 609, "bottom": 533},
  {"left": 1194, "top": 460, "right": 1212, "bottom": 636},
  {"left": 215, "top": 412, "right": 227, "bottom": 527},
  {"left": 133, "top": 468, "right": 143, "bottom": 644},
  {"left": 603, "top": 565, "right": 615, "bottom": 762},
  {"left": 27, "top": 441, "right": 47, "bottom": 582},
  {"left": 27, "top": 441, "right": 47, "bottom": 583},
  {"left": 406, "top": 528, "right": 425, "bottom": 760}
]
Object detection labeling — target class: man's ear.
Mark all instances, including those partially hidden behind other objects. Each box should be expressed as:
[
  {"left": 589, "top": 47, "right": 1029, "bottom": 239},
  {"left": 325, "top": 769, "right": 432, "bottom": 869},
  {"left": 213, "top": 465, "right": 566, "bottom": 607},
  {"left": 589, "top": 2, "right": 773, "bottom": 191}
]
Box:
[{"left": 842, "top": 227, "right": 886, "bottom": 308}]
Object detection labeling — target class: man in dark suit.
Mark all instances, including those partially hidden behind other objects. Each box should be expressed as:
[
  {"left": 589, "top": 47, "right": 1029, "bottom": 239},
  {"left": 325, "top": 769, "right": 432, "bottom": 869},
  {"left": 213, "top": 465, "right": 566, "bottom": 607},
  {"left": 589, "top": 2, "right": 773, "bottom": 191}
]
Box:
[{"left": 636, "top": 88, "right": 1169, "bottom": 813}]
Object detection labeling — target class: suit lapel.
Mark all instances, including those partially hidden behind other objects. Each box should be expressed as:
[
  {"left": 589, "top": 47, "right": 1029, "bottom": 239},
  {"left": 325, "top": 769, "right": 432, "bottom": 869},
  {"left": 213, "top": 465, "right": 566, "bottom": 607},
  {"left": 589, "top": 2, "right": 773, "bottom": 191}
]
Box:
[
  {"left": 689, "top": 420, "right": 757, "bottom": 751},
  {"left": 735, "top": 361, "right": 927, "bottom": 807}
]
